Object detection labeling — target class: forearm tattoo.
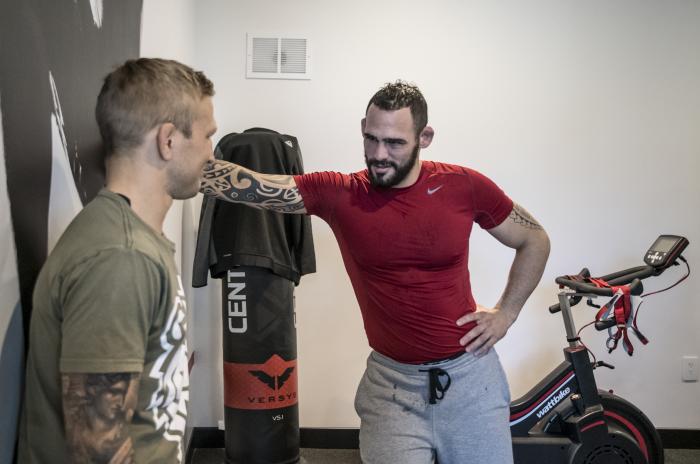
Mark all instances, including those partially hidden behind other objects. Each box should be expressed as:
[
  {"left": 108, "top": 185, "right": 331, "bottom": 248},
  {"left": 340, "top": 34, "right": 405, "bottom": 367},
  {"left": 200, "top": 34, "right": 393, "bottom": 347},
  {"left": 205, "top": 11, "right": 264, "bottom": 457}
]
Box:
[
  {"left": 63, "top": 373, "right": 139, "bottom": 464},
  {"left": 509, "top": 203, "right": 543, "bottom": 230},
  {"left": 200, "top": 160, "right": 305, "bottom": 213}
]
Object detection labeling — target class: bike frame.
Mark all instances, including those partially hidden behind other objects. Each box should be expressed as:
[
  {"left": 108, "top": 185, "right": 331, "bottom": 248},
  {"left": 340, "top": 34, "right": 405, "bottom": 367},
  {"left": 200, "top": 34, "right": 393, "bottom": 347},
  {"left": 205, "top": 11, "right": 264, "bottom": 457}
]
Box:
[
  {"left": 502, "top": 242, "right": 689, "bottom": 464},
  {"left": 508, "top": 291, "right": 647, "bottom": 462},
  {"left": 510, "top": 291, "right": 596, "bottom": 433}
]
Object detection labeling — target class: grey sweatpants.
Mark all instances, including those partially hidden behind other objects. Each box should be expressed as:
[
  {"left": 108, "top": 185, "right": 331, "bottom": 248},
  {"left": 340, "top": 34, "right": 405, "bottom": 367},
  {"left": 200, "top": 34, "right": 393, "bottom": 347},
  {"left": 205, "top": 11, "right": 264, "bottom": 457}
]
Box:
[{"left": 354, "top": 349, "right": 513, "bottom": 464}]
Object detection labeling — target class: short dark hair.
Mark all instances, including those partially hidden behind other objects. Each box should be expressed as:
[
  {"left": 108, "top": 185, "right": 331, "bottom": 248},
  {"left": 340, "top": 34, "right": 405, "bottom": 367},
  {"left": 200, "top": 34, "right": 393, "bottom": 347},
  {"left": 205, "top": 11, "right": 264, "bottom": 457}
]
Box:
[
  {"left": 96, "top": 58, "right": 215, "bottom": 155},
  {"left": 366, "top": 80, "right": 428, "bottom": 137}
]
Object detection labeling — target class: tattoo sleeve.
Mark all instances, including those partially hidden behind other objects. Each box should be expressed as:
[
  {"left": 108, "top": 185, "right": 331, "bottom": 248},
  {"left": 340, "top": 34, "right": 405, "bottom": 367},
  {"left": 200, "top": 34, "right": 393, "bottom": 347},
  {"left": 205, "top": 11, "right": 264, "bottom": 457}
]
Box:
[
  {"left": 63, "top": 372, "right": 140, "bottom": 464},
  {"left": 200, "top": 160, "right": 306, "bottom": 214},
  {"left": 509, "top": 203, "right": 543, "bottom": 230}
]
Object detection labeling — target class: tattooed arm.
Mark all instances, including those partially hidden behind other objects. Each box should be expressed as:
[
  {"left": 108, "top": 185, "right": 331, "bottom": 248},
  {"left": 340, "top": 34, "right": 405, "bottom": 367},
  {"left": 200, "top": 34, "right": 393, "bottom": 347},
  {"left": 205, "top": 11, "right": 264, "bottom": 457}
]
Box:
[
  {"left": 63, "top": 372, "right": 139, "bottom": 463},
  {"left": 457, "top": 203, "right": 550, "bottom": 356},
  {"left": 200, "top": 160, "right": 306, "bottom": 214}
]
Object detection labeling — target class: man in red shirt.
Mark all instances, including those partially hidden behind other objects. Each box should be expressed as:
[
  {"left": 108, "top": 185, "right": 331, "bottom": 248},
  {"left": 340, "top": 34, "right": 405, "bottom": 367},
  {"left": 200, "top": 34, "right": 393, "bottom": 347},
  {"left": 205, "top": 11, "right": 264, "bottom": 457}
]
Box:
[{"left": 201, "top": 81, "right": 550, "bottom": 463}]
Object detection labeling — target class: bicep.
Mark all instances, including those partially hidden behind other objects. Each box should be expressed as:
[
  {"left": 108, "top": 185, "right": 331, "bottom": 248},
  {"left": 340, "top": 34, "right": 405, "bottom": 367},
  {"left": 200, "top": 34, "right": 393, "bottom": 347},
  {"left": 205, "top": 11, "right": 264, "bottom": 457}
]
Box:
[
  {"left": 200, "top": 160, "right": 307, "bottom": 214},
  {"left": 63, "top": 372, "right": 140, "bottom": 463},
  {"left": 486, "top": 203, "right": 547, "bottom": 249},
  {"left": 61, "top": 251, "right": 157, "bottom": 372}
]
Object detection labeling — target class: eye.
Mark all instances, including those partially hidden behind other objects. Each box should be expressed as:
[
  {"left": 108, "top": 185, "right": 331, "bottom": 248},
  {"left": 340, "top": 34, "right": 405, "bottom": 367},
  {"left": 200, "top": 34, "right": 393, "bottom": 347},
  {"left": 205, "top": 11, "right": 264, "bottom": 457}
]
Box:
[{"left": 387, "top": 140, "right": 406, "bottom": 148}]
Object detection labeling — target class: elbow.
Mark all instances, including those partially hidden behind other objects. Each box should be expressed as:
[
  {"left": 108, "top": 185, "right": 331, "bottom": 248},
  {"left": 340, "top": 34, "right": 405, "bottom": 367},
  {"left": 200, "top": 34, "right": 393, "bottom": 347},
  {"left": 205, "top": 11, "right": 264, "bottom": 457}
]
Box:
[
  {"left": 536, "top": 228, "right": 551, "bottom": 261},
  {"left": 520, "top": 227, "right": 550, "bottom": 260},
  {"left": 542, "top": 230, "right": 551, "bottom": 260}
]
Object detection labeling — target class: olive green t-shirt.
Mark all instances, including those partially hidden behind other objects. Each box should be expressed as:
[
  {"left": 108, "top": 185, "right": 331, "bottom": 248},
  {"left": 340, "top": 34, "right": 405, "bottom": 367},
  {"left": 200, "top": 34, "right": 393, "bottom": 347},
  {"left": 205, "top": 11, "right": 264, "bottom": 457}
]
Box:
[{"left": 19, "top": 190, "right": 189, "bottom": 463}]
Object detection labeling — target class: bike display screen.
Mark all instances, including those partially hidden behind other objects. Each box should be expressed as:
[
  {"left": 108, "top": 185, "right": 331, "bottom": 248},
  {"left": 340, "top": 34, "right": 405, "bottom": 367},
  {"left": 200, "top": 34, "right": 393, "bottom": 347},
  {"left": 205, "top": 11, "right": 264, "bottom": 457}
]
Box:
[
  {"left": 652, "top": 236, "right": 678, "bottom": 253},
  {"left": 644, "top": 235, "right": 688, "bottom": 268}
]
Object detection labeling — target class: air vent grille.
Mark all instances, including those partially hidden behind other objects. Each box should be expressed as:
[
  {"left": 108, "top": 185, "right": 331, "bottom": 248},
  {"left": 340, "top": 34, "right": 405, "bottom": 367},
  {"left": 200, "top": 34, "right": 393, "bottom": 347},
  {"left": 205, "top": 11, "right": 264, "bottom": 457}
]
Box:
[
  {"left": 247, "top": 34, "right": 311, "bottom": 80},
  {"left": 251, "top": 37, "right": 278, "bottom": 73},
  {"left": 281, "top": 38, "right": 307, "bottom": 73}
]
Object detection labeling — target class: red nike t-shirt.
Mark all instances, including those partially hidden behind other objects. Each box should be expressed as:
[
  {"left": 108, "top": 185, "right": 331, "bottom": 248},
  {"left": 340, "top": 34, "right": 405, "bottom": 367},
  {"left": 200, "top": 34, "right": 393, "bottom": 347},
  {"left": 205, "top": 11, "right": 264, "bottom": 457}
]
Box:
[{"left": 294, "top": 161, "right": 513, "bottom": 363}]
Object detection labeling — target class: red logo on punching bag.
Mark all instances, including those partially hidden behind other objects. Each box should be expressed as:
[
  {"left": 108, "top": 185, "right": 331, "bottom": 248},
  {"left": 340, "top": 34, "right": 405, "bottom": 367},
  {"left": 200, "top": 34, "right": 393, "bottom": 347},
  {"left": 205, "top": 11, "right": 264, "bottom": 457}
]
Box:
[{"left": 224, "top": 355, "right": 298, "bottom": 410}]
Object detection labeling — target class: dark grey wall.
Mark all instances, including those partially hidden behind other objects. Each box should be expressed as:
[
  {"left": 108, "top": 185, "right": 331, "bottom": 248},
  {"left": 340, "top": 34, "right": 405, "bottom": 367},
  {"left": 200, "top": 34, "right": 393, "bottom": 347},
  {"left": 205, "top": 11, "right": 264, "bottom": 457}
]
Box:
[{"left": 0, "top": 1, "right": 143, "bottom": 461}]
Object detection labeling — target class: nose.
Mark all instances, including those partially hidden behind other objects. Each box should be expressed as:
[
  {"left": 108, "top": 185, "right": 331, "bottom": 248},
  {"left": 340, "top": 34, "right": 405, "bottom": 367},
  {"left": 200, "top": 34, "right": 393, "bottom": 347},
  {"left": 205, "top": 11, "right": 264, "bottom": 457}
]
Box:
[{"left": 373, "top": 141, "right": 389, "bottom": 161}]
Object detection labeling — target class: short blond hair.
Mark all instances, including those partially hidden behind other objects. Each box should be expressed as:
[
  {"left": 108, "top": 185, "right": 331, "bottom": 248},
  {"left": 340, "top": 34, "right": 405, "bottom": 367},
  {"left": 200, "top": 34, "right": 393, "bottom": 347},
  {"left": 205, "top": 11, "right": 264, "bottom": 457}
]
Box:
[{"left": 96, "top": 58, "right": 214, "bottom": 155}]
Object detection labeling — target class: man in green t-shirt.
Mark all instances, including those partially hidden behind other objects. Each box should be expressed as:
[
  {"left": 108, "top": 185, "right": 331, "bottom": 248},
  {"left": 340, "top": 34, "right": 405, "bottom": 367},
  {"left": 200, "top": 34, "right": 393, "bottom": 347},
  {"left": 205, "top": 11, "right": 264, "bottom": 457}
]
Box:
[{"left": 18, "top": 58, "right": 217, "bottom": 463}]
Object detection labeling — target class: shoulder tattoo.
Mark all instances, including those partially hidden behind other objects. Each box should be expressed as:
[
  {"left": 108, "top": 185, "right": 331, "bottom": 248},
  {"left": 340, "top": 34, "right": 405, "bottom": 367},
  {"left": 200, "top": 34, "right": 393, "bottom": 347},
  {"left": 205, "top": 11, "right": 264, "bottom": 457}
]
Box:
[
  {"left": 63, "top": 372, "right": 139, "bottom": 463},
  {"left": 509, "top": 203, "right": 543, "bottom": 230},
  {"left": 200, "top": 161, "right": 305, "bottom": 213}
]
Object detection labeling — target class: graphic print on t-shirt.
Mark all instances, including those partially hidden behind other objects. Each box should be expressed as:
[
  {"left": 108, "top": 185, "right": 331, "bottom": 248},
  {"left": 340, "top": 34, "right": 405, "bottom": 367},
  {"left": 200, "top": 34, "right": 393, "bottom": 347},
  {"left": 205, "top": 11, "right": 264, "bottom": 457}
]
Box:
[{"left": 147, "top": 275, "right": 189, "bottom": 461}]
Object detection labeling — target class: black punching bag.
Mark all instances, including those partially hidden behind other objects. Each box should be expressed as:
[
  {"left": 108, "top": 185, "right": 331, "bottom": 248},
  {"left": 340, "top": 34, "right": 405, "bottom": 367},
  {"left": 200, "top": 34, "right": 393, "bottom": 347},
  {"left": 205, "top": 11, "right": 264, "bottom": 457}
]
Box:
[
  {"left": 221, "top": 266, "right": 299, "bottom": 464},
  {"left": 193, "top": 129, "right": 315, "bottom": 464}
]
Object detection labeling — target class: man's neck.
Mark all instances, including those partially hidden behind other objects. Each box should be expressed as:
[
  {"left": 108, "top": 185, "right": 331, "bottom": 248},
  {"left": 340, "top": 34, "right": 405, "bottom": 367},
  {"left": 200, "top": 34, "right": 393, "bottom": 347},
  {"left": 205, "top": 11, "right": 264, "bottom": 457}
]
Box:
[{"left": 105, "top": 172, "right": 172, "bottom": 235}]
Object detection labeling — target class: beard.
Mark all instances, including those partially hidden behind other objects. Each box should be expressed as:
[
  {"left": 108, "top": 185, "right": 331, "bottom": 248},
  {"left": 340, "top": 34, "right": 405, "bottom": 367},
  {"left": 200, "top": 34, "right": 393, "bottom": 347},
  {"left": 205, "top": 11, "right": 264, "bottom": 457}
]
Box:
[
  {"left": 365, "top": 144, "right": 420, "bottom": 188},
  {"left": 166, "top": 164, "right": 201, "bottom": 200},
  {"left": 168, "top": 179, "right": 200, "bottom": 200}
]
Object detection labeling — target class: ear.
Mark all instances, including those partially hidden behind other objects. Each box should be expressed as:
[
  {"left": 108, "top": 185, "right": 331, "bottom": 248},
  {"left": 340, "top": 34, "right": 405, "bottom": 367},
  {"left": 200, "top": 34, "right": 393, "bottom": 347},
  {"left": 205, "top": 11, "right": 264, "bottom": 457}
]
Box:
[
  {"left": 156, "top": 123, "right": 178, "bottom": 161},
  {"left": 360, "top": 117, "right": 366, "bottom": 135},
  {"left": 418, "top": 125, "right": 434, "bottom": 149}
]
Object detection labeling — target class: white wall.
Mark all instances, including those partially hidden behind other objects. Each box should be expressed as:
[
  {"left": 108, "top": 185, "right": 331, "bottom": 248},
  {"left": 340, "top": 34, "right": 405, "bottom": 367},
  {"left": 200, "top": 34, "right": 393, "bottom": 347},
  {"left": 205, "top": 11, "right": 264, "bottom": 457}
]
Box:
[{"left": 181, "top": 0, "right": 700, "bottom": 429}]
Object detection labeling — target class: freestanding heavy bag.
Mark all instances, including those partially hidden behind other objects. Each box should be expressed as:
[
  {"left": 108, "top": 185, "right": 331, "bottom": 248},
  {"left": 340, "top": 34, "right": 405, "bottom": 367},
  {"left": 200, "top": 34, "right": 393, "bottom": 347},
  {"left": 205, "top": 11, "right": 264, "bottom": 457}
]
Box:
[
  {"left": 221, "top": 266, "right": 299, "bottom": 464},
  {"left": 193, "top": 129, "right": 315, "bottom": 463}
]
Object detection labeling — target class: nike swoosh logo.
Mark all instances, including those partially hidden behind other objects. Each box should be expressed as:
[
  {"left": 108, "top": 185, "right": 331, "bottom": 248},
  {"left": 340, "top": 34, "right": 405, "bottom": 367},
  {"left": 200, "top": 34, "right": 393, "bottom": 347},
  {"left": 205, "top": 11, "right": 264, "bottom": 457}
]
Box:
[{"left": 427, "top": 185, "right": 443, "bottom": 195}]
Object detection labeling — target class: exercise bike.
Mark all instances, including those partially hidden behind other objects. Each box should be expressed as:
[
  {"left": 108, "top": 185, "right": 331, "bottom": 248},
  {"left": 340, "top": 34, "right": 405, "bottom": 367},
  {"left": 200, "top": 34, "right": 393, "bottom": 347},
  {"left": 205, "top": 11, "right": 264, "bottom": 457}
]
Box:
[{"left": 509, "top": 235, "right": 690, "bottom": 464}]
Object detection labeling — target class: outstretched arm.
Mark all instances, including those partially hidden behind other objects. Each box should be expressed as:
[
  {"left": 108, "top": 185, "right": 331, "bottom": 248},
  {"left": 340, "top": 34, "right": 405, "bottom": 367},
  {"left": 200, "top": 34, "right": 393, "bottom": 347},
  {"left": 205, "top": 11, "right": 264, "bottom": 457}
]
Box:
[
  {"left": 457, "top": 203, "right": 550, "bottom": 356},
  {"left": 200, "top": 160, "right": 307, "bottom": 214}
]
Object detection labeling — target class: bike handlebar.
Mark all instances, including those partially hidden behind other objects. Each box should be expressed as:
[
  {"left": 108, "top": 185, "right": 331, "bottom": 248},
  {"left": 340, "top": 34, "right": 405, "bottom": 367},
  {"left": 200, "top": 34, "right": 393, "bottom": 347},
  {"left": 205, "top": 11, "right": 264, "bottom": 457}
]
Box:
[
  {"left": 548, "top": 265, "right": 657, "bottom": 314},
  {"left": 548, "top": 268, "right": 589, "bottom": 313},
  {"left": 554, "top": 276, "right": 644, "bottom": 297}
]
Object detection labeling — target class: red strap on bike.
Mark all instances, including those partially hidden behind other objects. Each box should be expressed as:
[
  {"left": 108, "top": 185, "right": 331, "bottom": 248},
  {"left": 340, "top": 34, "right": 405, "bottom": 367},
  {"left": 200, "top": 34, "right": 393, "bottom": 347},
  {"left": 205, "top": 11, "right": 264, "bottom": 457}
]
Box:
[
  {"left": 587, "top": 279, "right": 639, "bottom": 356},
  {"left": 612, "top": 285, "right": 634, "bottom": 355}
]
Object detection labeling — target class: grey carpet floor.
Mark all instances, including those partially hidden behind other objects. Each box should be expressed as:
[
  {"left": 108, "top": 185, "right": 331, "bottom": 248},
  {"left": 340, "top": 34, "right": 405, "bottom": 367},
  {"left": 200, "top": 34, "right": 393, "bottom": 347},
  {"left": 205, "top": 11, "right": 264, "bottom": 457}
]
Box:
[
  {"left": 191, "top": 447, "right": 700, "bottom": 463},
  {"left": 665, "top": 448, "right": 700, "bottom": 464}
]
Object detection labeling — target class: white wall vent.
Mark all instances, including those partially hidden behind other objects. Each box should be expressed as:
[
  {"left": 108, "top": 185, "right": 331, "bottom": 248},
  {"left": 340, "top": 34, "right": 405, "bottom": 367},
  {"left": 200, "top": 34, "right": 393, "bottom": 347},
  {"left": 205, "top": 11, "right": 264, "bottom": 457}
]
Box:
[{"left": 246, "top": 34, "right": 311, "bottom": 80}]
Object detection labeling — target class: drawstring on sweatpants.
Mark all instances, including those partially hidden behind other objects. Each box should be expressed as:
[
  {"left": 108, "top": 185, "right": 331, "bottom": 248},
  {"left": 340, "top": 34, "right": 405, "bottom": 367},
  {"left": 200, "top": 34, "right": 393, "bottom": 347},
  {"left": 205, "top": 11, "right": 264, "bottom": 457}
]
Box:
[{"left": 419, "top": 367, "right": 451, "bottom": 404}]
